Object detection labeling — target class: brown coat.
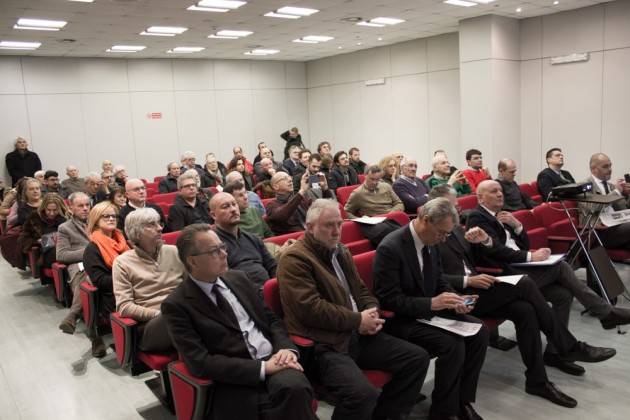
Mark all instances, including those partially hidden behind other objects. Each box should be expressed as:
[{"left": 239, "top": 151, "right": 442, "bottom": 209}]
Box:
[{"left": 277, "top": 232, "right": 378, "bottom": 352}]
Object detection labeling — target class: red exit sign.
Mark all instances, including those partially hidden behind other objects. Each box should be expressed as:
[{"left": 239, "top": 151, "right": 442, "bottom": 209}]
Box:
[{"left": 146, "top": 112, "right": 162, "bottom": 119}]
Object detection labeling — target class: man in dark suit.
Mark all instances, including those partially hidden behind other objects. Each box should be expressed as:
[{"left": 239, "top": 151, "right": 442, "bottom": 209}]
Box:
[
  {"left": 282, "top": 145, "right": 302, "bottom": 176},
  {"left": 374, "top": 197, "right": 488, "bottom": 420},
  {"left": 429, "top": 185, "right": 613, "bottom": 407},
  {"left": 496, "top": 159, "right": 537, "bottom": 211},
  {"left": 467, "top": 180, "right": 623, "bottom": 374},
  {"left": 536, "top": 148, "right": 576, "bottom": 201},
  {"left": 161, "top": 224, "right": 316, "bottom": 420},
  {"left": 329, "top": 150, "right": 359, "bottom": 192}
]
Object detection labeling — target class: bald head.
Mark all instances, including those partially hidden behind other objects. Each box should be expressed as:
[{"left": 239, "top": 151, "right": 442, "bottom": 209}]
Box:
[
  {"left": 497, "top": 159, "right": 517, "bottom": 182},
  {"left": 476, "top": 180, "right": 504, "bottom": 212},
  {"left": 589, "top": 153, "right": 612, "bottom": 181},
  {"left": 209, "top": 192, "right": 240, "bottom": 229},
  {"left": 125, "top": 178, "right": 146, "bottom": 205}
]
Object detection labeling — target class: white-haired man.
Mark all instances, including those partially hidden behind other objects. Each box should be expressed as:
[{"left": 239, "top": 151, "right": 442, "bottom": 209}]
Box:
[{"left": 61, "top": 165, "right": 84, "bottom": 197}]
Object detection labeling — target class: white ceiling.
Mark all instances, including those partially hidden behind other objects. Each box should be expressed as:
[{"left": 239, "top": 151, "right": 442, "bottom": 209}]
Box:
[{"left": 0, "top": 0, "right": 612, "bottom": 61}]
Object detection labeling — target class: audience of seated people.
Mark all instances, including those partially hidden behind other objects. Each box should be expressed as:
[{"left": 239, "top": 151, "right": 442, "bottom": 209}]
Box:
[
  {"left": 210, "top": 193, "right": 277, "bottom": 288},
  {"left": 113, "top": 208, "right": 185, "bottom": 352},
  {"left": 113, "top": 165, "right": 128, "bottom": 188},
  {"left": 202, "top": 153, "right": 226, "bottom": 187},
  {"left": 41, "top": 170, "right": 62, "bottom": 195},
  {"left": 56, "top": 192, "right": 91, "bottom": 334},
  {"left": 462, "top": 149, "right": 492, "bottom": 193},
  {"left": 393, "top": 157, "right": 430, "bottom": 214},
  {"left": 83, "top": 172, "right": 106, "bottom": 206},
  {"left": 225, "top": 171, "right": 265, "bottom": 215},
  {"left": 223, "top": 181, "right": 273, "bottom": 238},
  {"left": 292, "top": 148, "right": 311, "bottom": 180},
  {"left": 15, "top": 177, "right": 43, "bottom": 228},
  {"left": 349, "top": 146, "right": 367, "bottom": 175},
  {"left": 267, "top": 170, "right": 333, "bottom": 235},
  {"left": 83, "top": 201, "right": 131, "bottom": 357},
  {"left": 281, "top": 127, "right": 304, "bottom": 160},
  {"left": 167, "top": 171, "right": 213, "bottom": 232},
  {"left": 231, "top": 145, "right": 255, "bottom": 174},
  {"left": 496, "top": 159, "right": 537, "bottom": 211},
  {"left": 118, "top": 178, "right": 167, "bottom": 233},
  {"left": 227, "top": 155, "right": 254, "bottom": 191},
  {"left": 330, "top": 150, "right": 360, "bottom": 192},
  {"left": 158, "top": 162, "right": 180, "bottom": 193},
  {"left": 344, "top": 165, "right": 404, "bottom": 218},
  {"left": 536, "top": 147, "right": 575, "bottom": 201},
  {"left": 61, "top": 165, "right": 84, "bottom": 198},
  {"left": 108, "top": 186, "right": 127, "bottom": 210},
  {"left": 427, "top": 155, "right": 471, "bottom": 197},
  {"left": 378, "top": 154, "right": 399, "bottom": 185},
  {"left": 252, "top": 141, "right": 268, "bottom": 165},
  {"left": 291, "top": 153, "right": 326, "bottom": 198},
  {"left": 99, "top": 171, "right": 115, "bottom": 196},
  {"left": 282, "top": 145, "right": 302, "bottom": 177}
]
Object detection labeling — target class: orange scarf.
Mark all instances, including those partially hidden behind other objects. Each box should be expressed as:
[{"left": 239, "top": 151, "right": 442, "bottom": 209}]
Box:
[{"left": 90, "top": 229, "right": 130, "bottom": 269}]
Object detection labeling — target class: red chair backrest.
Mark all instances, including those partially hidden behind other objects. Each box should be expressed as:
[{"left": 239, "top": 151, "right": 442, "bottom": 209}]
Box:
[
  {"left": 457, "top": 194, "right": 478, "bottom": 211},
  {"left": 353, "top": 250, "right": 376, "bottom": 290},
  {"left": 263, "top": 278, "right": 282, "bottom": 317},
  {"left": 264, "top": 231, "right": 304, "bottom": 246},
  {"left": 336, "top": 185, "right": 359, "bottom": 207},
  {"left": 153, "top": 176, "right": 165, "bottom": 183},
  {"left": 338, "top": 202, "right": 348, "bottom": 219},
  {"left": 357, "top": 174, "right": 366, "bottom": 183},
  {"left": 145, "top": 182, "right": 159, "bottom": 190},
  {"left": 162, "top": 231, "right": 181, "bottom": 245},
  {"left": 158, "top": 202, "right": 171, "bottom": 218},
  {"left": 150, "top": 191, "right": 178, "bottom": 204},
  {"left": 518, "top": 183, "right": 536, "bottom": 198},
  {"left": 385, "top": 210, "right": 410, "bottom": 227},
  {"left": 341, "top": 220, "right": 366, "bottom": 243},
  {"left": 261, "top": 198, "right": 275, "bottom": 208},
  {"left": 512, "top": 209, "right": 540, "bottom": 231}
]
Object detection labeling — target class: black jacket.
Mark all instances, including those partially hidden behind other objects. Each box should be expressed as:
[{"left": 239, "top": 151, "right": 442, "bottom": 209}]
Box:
[
  {"left": 437, "top": 225, "right": 480, "bottom": 290},
  {"left": 496, "top": 178, "right": 537, "bottom": 211},
  {"left": 118, "top": 202, "right": 168, "bottom": 233},
  {"left": 465, "top": 205, "right": 529, "bottom": 271},
  {"left": 329, "top": 166, "right": 359, "bottom": 192},
  {"left": 161, "top": 271, "right": 296, "bottom": 420},
  {"left": 158, "top": 175, "right": 178, "bottom": 193},
  {"left": 349, "top": 160, "right": 367, "bottom": 175},
  {"left": 280, "top": 130, "right": 305, "bottom": 159},
  {"left": 83, "top": 242, "right": 117, "bottom": 317},
  {"left": 167, "top": 194, "right": 212, "bottom": 232},
  {"left": 537, "top": 168, "right": 575, "bottom": 202},
  {"left": 5, "top": 150, "right": 42, "bottom": 186}
]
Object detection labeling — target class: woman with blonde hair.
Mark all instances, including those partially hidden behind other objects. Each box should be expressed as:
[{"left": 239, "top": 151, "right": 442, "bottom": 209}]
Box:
[
  {"left": 18, "top": 193, "right": 68, "bottom": 270},
  {"left": 378, "top": 155, "right": 399, "bottom": 186},
  {"left": 82, "top": 201, "right": 130, "bottom": 357},
  {"left": 12, "top": 177, "right": 43, "bottom": 227}
]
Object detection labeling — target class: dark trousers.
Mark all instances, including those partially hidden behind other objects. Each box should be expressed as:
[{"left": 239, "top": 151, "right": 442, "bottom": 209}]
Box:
[
  {"left": 311, "top": 332, "right": 429, "bottom": 420},
  {"left": 470, "top": 277, "right": 577, "bottom": 386},
  {"left": 258, "top": 369, "right": 318, "bottom": 420},
  {"left": 599, "top": 222, "right": 630, "bottom": 250},
  {"left": 138, "top": 315, "right": 174, "bottom": 352},
  {"left": 386, "top": 315, "right": 488, "bottom": 415}
]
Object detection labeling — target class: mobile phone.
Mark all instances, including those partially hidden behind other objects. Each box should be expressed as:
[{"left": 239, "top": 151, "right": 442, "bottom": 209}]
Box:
[
  {"left": 463, "top": 296, "right": 476, "bottom": 306},
  {"left": 308, "top": 175, "right": 319, "bottom": 185},
  {"left": 624, "top": 174, "right": 630, "bottom": 183}
]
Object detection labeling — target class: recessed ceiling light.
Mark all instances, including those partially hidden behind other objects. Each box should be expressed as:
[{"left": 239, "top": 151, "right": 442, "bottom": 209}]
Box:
[
  {"left": 142, "top": 26, "right": 188, "bottom": 36},
  {"left": 244, "top": 49, "right": 279, "bottom": 55},
  {"left": 276, "top": 6, "right": 319, "bottom": 16},
  {"left": 14, "top": 18, "right": 67, "bottom": 31},
  {"left": 0, "top": 40, "right": 41, "bottom": 50},
  {"left": 337, "top": 46, "right": 343, "bottom": 49},
  {"left": 474, "top": 0, "right": 495, "bottom": 3},
  {"left": 444, "top": 0, "right": 477, "bottom": 7},
  {"left": 302, "top": 35, "right": 334, "bottom": 42},
  {"left": 553, "top": 0, "right": 559, "bottom": 4},
  {"left": 187, "top": 5, "right": 230, "bottom": 12},
  {"left": 356, "top": 42, "right": 362, "bottom": 46},
  {"left": 516, "top": 7, "right": 522, "bottom": 12},
  {"left": 370, "top": 17, "right": 405, "bottom": 25},
  {"left": 208, "top": 34, "right": 238, "bottom": 39},
  {"left": 377, "top": 37, "right": 383, "bottom": 41},
  {"left": 167, "top": 46, "right": 205, "bottom": 53},
  {"left": 197, "top": 0, "right": 246, "bottom": 9},
  {"left": 217, "top": 29, "right": 252, "bottom": 37},
  {"left": 264, "top": 12, "right": 301, "bottom": 19},
  {"left": 357, "top": 21, "right": 385, "bottom": 28},
  {"left": 106, "top": 45, "right": 146, "bottom": 53}
]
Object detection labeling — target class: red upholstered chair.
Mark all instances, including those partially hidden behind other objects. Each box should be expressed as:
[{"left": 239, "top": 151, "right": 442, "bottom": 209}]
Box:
[
  {"left": 51, "top": 262, "right": 71, "bottom": 307},
  {"left": 512, "top": 209, "right": 550, "bottom": 250},
  {"left": 79, "top": 282, "right": 98, "bottom": 330},
  {"left": 261, "top": 198, "right": 274, "bottom": 209},
  {"left": 457, "top": 194, "right": 478, "bottom": 211},
  {"left": 158, "top": 202, "right": 171, "bottom": 219},
  {"left": 262, "top": 278, "right": 392, "bottom": 390},
  {"left": 338, "top": 202, "right": 348, "bottom": 220},
  {"left": 162, "top": 231, "right": 182, "bottom": 246},
  {"left": 154, "top": 176, "right": 165, "bottom": 183},
  {"left": 532, "top": 202, "right": 577, "bottom": 253},
  {"left": 27, "top": 246, "right": 54, "bottom": 284},
  {"left": 263, "top": 231, "right": 304, "bottom": 246},
  {"left": 384, "top": 210, "right": 410, "bottom": 227},
  {"left": 341, "top": 220, "right": 372, "bottom": 255},
  {"left": 168, "top": 361, "right": 213, "bottom": 420},
  {"left": 146, "top": 187, "right": 158, "bottom": 198},
  {"left": 358, "top": 174, "right": 366, "bottom": 183},
  {"left": 150, "top": 192, "right": 179, "bottom": 205},
  {"left": 336, "top": 185, "right": 359, "bottom": 208},
  {"left": 518, "top": 183, "right": 537, "bottom": 199},
  {"left": 530, "top": 181, "right": 543, "bottom": 202}
]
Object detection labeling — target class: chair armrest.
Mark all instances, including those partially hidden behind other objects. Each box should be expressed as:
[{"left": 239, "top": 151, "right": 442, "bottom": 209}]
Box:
[
  {"left": 169, "top": 361, "right": 213, "bottom": 420},
  {"left": 110, "top": 312, "right": 138, "bottom": 368},
  {"left": 379, "top": 310, "right": 394, "bottom": 318},
  {"left": 475, "top": 266, "right": 503, "bottom": 275},
  {"left": 79, "top": 282, "right": 98, "bottom": 330},
  {"left": 548, "top": 235, "right": 576, "bottom": 242},
  {"left": 289, "top": 335, "right": 314, "bottom": 347},
  {"left": 51, "top": 262, "right": 68, "bottom": 304}
]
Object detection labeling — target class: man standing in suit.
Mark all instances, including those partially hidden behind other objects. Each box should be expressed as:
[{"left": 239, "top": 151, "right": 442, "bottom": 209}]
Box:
[
  {"left": 536, "top": 148, "right": 576, "bottom": 201},
  {"left": 579, "top": 153, "right": 630, "bottom": 250},
  {"left": 467, "top": 180, "right": 624, "bottom": 374},
  {"left": 429, "top": 185, "right": 614, "bottom": 408},
  {"left": 161, "top": 224, "right": 316, "bottom": 420},
  {"left": 374, "top": 197, "right": 488, "bottom": 420},
  {"left": 278, "top": 199, "right": 429, "bottom": 420}
]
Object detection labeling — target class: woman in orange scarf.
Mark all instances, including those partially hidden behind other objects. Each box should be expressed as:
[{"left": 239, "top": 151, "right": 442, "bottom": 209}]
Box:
[{"left": 83, "top": 201, "right": 130, "bottom": 358}]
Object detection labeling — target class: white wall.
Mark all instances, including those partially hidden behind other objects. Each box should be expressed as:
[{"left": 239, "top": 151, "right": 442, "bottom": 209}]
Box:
[
  {"left": 520, "top": 0, "right": 630, "bottom": 183},
  {"left": 0, "top": 57, "right": 308, "bottom": 183},
  {"left": 305, "top": 33, "right": 461, "bottom": 174}
]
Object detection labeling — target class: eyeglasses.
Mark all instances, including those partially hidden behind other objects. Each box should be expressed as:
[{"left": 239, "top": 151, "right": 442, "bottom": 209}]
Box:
[
  {"left": 430, "top": 222, "right": 451, "bottom": 238},
  {"left": 101, "top": 214, "right": 118, "bottom": 220},
  {"left": 191, "top": 243, "right": 227, "bottom": 258}
]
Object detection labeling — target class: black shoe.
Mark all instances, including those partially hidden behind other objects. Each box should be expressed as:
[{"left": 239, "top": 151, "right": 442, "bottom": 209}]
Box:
[
  {"left": 489, "top": 335, "right": 517, "bottom": 352},
  {"left": 567, "top": 341, "right": 616, "bottom": 363},
  {"left": 526, "top": 381, "right": 577, "bottom": 408},
  {"left": 460, "top": 403, "right": 483, "bottom": 420},
  {"left": 543, "top": 353, "right": 585, "bottom": 376},
  {"left": 601, "top": 307, "right": 630, "bottom": 330},
  {"left": 91, "top": 337, "right": 106, "bottom": 358}
]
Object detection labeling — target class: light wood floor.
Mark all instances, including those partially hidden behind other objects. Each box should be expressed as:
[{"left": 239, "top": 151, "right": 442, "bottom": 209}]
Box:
[{"left": 1, "top": 257, "right": 628, "bottom": 420}]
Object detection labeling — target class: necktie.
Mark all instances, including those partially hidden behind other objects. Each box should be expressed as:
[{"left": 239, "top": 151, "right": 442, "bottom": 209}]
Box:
[
  {"left": 603, "top": 181, "right": 610, "bottom": 194},
  {"left": 212, "top": 285, "right": 239, "bottom": 327},
  {"left": 422, "top": 246, "right": 436, "bottom": 297}
]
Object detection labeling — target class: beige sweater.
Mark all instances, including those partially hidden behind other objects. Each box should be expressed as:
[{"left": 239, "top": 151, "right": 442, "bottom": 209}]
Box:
[
  {"left": 344, "top": 182, "right": 404, "bottom": 218},
  {"left": 113, "top": 244, "right": 185, "bottom": 321}
]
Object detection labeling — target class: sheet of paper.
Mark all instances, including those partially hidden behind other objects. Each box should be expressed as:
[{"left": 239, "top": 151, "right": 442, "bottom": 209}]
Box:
[
  {"left": 600, "top": 208, "right": 630, "bottom": 227},
  {"left": 510, "top": 253, "right": 565, "bottom": 267},
  {"left": 352, "top": 216, "right": 387, "bottom": 225},
  {"left": 417, "top": 316, "right": 483, "bottom": 337},
  {"left": 496, "top": 275, "right": 523, "bottom": 285}
]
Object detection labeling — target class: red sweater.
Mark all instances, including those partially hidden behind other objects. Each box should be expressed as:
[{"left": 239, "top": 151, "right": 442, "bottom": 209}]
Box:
[{"left": 462, "top": 168, "right": 491, "bottom": 192}]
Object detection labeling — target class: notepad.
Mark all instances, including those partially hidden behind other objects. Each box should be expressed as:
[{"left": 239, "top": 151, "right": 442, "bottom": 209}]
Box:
[
  {"left": 510, "top": 254, "right": 565, "bottom": 267},
  {"left": 352, "top": 216, "right": 387, "bottom": 225},
  {"left": 417, "top": 316, "right": 483, "bottom": 337},
  {"left": 496, "top": 275, "right": 523, "bottom": 285}
]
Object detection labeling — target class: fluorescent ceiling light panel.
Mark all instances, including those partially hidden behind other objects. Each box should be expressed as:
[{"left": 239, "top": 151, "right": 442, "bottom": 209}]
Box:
[
  {"left": 15, "top": 18, "right": 67, "bottom": 31},
  {"left": 245, "top": 49, "right": 279, "bottom": 55},
  {"left": 276, "top": 6, "right": 318, "bottom": 16},
  {"left": 302, "top": 35, "right": 333, "bottom": 42},
  {"left": 106, "top": 45, "right": 146, "bottom": 52},
  {"left": 357, "top": 21, "right": 385, "bottom": 28},
  {"left": 444, "top": 0, "right": 477, "bottom": 6},
  {"left": 370, "top": 17, "right": 405, "bottom": 25},
  {"left": 146, "top": 26, "right": 188, "bottom": 35},
  {"left": 140, "top": 31, "right": 174, "bottom": 37},
  {"left": 473, "top": 0, "right": 495, "bottom": 3},
  {"left": 168, "top": 46, "right": 205, "bottom": 53},
  {"left": 0, "top": 40, "right": 41, "bottom": 50},
  {"left": 264, "top": 12, "right": 300, "bottom": 19},
  {"left": 197, "top": 0, "right": 246, "bottom": 9},
  {"left": 68, "top": 0, "right": 94, "bottom": 2},
  {"left": 208, "top": 34, "right": 238, "bottom": 39},
  {"left": 217, "top": 30, "right": 252, "bottom": 37},
  {"left": 187, "top": 5, "right": 230, "bottom": 12}
]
